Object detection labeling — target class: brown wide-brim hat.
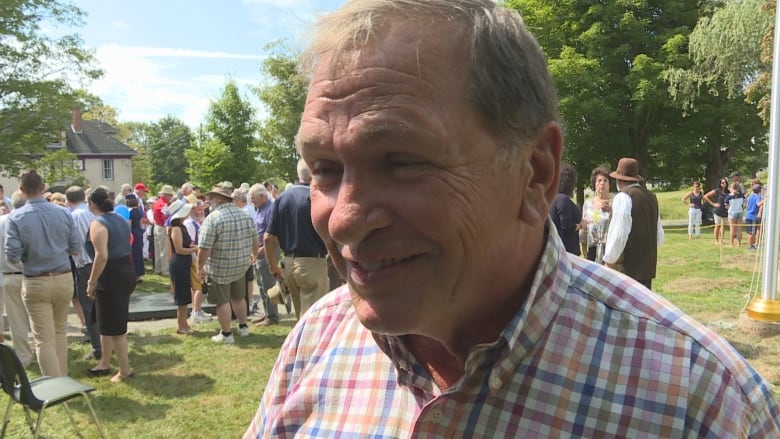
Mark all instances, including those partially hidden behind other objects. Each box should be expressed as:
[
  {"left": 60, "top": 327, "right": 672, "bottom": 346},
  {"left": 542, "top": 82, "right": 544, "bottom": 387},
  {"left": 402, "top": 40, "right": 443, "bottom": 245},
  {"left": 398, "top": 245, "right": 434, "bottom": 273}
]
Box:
[
  {"left": 609, "top": 157, "right": 643, "bottom": 182},
  {"left": 204, "top": 184, "right": 233, "bottom": 200}
]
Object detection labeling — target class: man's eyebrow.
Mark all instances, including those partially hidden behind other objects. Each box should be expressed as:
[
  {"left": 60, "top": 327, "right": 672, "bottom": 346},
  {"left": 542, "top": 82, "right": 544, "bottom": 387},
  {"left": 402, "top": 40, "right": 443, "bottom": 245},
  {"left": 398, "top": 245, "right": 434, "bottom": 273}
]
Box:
[{"left": 298, "top": 120, "right": 418, "bottom": 152}]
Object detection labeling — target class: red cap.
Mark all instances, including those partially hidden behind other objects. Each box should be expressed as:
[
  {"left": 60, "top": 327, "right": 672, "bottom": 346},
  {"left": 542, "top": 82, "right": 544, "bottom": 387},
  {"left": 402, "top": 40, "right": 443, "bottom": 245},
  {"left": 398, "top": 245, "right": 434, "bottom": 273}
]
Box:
[{"left": 134, "top": 183, "right": 149, "bottom": 192}]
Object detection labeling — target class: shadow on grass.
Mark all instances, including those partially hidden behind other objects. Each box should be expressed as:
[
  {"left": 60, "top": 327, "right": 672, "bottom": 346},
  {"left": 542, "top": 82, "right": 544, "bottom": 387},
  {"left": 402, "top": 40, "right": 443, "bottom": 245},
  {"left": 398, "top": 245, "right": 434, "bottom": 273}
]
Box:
[
  {"left": 89, "top": 394, "right": 173, "bottom": 422},
  {"left": 122, "top": 372, "right": 217, "bottom": 398}
]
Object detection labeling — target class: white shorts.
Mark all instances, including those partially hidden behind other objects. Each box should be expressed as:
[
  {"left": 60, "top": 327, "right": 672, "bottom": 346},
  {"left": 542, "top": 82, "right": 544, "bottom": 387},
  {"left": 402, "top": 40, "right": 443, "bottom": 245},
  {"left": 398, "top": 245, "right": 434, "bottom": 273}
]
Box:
[{"left": 713, "top": 214, "right": 726, "bottom": 226}]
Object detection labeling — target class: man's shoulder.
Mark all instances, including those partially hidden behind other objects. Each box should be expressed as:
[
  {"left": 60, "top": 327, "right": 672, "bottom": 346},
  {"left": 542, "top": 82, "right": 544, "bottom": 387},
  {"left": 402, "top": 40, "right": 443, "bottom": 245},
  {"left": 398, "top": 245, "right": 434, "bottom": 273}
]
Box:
[{"left": 569, "top": 258, "right": 764, "bottom": 384}]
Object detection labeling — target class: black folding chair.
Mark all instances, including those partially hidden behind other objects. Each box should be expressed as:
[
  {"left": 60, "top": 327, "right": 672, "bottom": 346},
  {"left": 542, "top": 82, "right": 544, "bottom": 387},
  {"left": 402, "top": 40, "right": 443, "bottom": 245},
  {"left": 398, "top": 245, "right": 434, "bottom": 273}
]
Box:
[{"left": 0, "top": 344, "right": 105, "bottom": 438}]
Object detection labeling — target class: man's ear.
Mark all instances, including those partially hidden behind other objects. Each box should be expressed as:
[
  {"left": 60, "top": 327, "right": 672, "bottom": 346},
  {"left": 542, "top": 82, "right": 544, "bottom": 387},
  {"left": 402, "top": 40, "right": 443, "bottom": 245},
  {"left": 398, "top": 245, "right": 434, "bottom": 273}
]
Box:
[{"left": 518, "top": 122, "right": 563, "bottom": 224}]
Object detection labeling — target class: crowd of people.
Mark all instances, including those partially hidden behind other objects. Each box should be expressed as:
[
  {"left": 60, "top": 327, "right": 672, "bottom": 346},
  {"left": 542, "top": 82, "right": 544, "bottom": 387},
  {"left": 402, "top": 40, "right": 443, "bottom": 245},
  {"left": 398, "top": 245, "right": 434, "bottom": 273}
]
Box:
[
  {"left": 701, "top": 171, "right": 765, "bottom": 248},
  {"left": 549, "top": 160, "right": 764, "bottom": 280},
  {"left": 0, "top": 164, "right": 340, "bottom": 380}
]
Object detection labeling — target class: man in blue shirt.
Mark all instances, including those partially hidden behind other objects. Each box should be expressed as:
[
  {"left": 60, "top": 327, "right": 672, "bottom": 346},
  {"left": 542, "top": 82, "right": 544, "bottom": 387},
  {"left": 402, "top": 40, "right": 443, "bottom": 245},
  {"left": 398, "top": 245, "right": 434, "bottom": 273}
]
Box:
[
  {"left": 5, "top": 170, "right": 80, "bottom": 377},
  {"left": 264, "top": 160, "right": 330, "bottom": 320},
  {"left": 249, "top": 184, "right": 279, "bottom": 325},
  {"left": 67, "top": 185, "right": 100, "bottom": 360}
]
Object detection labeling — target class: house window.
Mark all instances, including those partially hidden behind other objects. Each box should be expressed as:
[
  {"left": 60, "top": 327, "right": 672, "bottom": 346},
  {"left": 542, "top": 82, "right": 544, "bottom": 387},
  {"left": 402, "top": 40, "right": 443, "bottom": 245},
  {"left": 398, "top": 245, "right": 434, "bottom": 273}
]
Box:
[
  {"left": 102, "top": 159, "right": 114, "bottom": 180},
  {"left": 73, "top": 159, "right": 84, "bottom": 171}
]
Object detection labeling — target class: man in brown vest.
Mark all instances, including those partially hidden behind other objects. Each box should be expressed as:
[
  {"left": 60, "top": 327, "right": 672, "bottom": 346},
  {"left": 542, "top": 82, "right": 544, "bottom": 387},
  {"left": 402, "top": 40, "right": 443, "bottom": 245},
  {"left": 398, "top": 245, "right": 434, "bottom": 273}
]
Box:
[{"left": 603, "top": 158, "right": 665, "bottom": 289}]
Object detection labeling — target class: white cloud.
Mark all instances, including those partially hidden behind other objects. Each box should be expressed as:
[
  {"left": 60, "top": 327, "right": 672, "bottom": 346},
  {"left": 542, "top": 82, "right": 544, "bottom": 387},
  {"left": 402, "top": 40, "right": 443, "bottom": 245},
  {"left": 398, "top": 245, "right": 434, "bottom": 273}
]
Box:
[
  {"left": 89, "top": 44, "right": 264, "bottom": 129},
  {"left": 112, "top": 45, "right": 265, "bottom": 60}
]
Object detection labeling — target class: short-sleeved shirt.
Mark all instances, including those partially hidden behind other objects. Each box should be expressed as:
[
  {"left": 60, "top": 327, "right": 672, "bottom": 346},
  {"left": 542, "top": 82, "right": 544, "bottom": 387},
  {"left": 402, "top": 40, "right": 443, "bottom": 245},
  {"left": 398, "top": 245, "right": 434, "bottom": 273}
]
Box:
[
  {"left": 152, "top": 197, "right": 169, "bottom": 226},
  {"left": 253, "top": 200, "right": 273, "bottom": 239},
  {"left": 723, "top": 193, "right": 744, "bottom": 216},
  {"left": 745, "top": 193, "right": 763, "bottom": 221},
  {"left": 198, "top": 202, "right": 256, "bottom": 284},
  {"left": 70, "top": 202, "right": 95, "bottom": 268},
  {"left": 266, "top": 183, "right": 326, "bottom": 254},
  {"left": 4, "top": 198, "right": 80, "bottom": 276},
  {"left": 245, "top": 223, "right": 780, "bottom": 438}
]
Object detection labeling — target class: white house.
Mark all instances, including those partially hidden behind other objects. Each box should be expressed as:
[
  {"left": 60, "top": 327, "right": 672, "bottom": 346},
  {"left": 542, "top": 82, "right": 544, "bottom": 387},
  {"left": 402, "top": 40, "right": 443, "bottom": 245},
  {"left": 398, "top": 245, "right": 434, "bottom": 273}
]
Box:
[{"left": 0, "top": 108, "right": 136, "bottom": 194}]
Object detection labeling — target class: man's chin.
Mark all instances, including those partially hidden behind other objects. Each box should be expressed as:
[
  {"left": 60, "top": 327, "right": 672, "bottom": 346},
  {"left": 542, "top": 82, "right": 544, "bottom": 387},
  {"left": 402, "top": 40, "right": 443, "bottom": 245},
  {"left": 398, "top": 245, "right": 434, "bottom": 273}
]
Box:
[{"left": 351, "top": 299, "right": 414, "bottom": 336}]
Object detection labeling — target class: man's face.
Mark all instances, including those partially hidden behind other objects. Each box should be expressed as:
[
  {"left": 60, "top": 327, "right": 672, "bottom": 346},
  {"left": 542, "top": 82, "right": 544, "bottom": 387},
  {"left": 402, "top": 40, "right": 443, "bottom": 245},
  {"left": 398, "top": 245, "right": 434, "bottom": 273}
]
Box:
[
  {"left": 251, "top": 193, "right": 267, "bottom": 207},
  {"left": 183, "top": 186, "right": 192, "bottom": 196},
  {"left": 137, "top": 189, "right": 147, "bottom": 197},
  {"left": 299, "top": 21, "right": 545, "bottom": 336}
]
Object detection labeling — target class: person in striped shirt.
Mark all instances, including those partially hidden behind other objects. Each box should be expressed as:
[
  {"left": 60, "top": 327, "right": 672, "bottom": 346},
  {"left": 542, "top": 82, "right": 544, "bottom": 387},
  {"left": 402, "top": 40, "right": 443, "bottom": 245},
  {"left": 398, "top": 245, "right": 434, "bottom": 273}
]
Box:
[{"left": 245, "top": 0, "right": 780, "bottom": 437}]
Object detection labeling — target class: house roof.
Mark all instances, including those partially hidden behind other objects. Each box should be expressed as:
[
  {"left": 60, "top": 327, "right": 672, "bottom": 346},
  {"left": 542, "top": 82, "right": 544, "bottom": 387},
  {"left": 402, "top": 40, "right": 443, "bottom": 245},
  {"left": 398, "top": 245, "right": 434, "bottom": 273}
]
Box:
[{"left": 64, "top": 120, "right": 136, "bottom": 157}]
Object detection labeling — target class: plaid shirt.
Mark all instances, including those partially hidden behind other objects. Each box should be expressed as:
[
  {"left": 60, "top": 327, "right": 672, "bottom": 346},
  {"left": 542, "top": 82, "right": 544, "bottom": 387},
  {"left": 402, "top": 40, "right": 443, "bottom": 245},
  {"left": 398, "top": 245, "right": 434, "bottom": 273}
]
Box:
[
  {"left": 245, "top": 228, "right": 780, "bottom": 438},
  {"left": 198, "top": 202, "right": 255, "bottom": 284}
]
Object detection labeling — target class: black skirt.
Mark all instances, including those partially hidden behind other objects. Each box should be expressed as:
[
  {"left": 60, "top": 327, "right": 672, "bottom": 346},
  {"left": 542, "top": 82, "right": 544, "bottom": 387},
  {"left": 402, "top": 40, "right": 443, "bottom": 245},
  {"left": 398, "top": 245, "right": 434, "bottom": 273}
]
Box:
[{"left": 93, "top": 256, "right": 136, "bottom": 336}]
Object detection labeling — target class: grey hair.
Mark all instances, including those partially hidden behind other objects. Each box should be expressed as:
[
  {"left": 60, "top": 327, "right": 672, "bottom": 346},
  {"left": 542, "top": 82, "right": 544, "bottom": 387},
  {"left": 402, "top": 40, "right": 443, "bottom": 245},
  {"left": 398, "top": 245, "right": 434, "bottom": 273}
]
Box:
[
  {"left": 300, "top": 0, "right": 559, "bottom": 159},
  {"left": 297, "top": 159, "right": 312, "bottom": 182},
  {"left": 181, "top": 182, "right": 193, "bottom": 191},
  {"left": 11, "top": 190, "right": 25, "bottom": 209},
  {"left": 248, "top": 183, "right": 268, "bottom": 199}
]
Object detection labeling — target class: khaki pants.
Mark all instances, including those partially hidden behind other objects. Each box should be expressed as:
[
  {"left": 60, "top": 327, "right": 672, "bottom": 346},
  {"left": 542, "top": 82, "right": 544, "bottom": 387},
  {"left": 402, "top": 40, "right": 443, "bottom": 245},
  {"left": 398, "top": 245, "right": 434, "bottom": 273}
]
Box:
[
  {"left": 2, "top": 274, "right": 33, "bottom": 367},
  {"left": 283, "top": 256, "right": 329, "bottom": 319},
  {"left": 153, "top": 224, "right": 169, "bottom": 275},
  {"left": 22, "top": 272, "right": 72, "bottom": 377}
]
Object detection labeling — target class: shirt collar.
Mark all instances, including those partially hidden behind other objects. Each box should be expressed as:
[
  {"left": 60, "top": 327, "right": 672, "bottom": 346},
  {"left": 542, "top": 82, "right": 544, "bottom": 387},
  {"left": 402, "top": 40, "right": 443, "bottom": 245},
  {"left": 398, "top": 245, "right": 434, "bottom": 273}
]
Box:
[{"left": 375, "top": 220, "right": 571, "bottom": 393}]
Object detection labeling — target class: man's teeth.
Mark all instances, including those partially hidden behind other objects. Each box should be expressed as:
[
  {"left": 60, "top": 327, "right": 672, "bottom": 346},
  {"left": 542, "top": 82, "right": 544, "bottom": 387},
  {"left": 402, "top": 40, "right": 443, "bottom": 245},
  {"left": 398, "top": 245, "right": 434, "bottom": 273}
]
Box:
[{"left": 358, "top": 258, "right": 406, "bottom": 272}]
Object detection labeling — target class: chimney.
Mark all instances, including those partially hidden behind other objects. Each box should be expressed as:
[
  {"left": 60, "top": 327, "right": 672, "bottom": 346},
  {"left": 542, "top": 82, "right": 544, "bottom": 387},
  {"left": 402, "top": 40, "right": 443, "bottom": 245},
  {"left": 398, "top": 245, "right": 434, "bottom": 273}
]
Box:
[{"left": 72, "top": 107, "right": 82, "bottom": 133}]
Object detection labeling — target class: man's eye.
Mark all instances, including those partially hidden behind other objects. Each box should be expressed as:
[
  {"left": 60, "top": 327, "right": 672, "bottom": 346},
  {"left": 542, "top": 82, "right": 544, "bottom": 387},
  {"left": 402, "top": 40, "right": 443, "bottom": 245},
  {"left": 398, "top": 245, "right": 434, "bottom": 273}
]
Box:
[{"left": 312, "top": 162, "right": 342, "bottom": 187}]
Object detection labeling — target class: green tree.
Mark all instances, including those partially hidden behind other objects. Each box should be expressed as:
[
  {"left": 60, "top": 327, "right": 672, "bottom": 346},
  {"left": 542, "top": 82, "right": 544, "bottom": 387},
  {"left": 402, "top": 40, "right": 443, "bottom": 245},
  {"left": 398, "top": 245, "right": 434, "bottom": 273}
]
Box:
[
  {"left": 676, "top": 0, "right": 773, "bottom": 123},
  {"left": 123, "top": 121, "right": 153, "bottom": 185},
  {"left": 185, "top": 138, "right": 231, "bottom": 189},
  {"left": 508, "top": 0, "right": 765, "bottom": 196},
  {"left": 203, "top": 80, "right": 258, "bottom": 185},
  {"left": 145, "top": 116, "right": 191, "bottom": 187},
  {"left": 662, "top": 0, "right": 770, "bottom": 188},
  {"left": 254, "top": 42, "right": 306, "bottom": 183},
  {"left": 0, "top": 0, "right": 101, "bottom": 176},
  {"left": 35, "top": 148, "right": 88, "bottom": 188}
]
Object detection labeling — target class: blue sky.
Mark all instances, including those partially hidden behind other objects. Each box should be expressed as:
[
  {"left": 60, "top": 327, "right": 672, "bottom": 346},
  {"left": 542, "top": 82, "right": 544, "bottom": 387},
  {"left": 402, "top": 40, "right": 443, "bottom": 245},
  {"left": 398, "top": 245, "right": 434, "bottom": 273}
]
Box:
[{"left": 68, "top": 0, "right": 346, "bottom": 127}]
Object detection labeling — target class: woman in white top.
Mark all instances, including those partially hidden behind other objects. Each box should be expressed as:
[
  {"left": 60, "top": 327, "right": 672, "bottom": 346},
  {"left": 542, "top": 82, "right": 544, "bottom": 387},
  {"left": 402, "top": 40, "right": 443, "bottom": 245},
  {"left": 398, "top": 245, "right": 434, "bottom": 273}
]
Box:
[{"left": 581, "top": 167, "right": 613, "bottom": 262}]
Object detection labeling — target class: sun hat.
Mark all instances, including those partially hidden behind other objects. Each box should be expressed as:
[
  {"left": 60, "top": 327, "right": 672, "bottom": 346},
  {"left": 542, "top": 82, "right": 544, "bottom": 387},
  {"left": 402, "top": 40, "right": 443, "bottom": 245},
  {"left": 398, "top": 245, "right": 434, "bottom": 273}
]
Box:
[
  {"left": 204, "top": 184, "right": 234, "bottom": 200},
  {"left": 166, "top": 199, "right": 186, "bottom": 217},
  {"left": 185, "top": 194, "right": 200, "bottom": 204},
  {"left": 609, "top": 158, "right": 643, "bottom": 182},
  {"left": 170, "top": 203, "right": 192, "bottom": 221}
]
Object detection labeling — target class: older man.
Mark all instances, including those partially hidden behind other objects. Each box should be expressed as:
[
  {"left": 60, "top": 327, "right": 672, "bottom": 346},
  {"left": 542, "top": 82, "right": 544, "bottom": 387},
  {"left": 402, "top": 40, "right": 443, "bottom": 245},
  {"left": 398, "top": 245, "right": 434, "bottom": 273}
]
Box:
[
  {"left": 245, "top": 1, "right": 780, "bottom": 437},
  {"left": 152, "top": 184, "right": 175, "bottom": 275},
  {"left": 248, "top": 184, "right": 278, "bottom": 326},
  {"left": 197, "top": 184, "right": 259, "bottom": 344},
  {"left": 264, "top": 159, "right": 329, "bottom": 320},
  {"left": 5, "top": 170, "right": 80, "bottom": 377},
  {"left": 603, "top": 157, "right": 665, "bottom": 289},
  {"left": 0, "top": 191, "right": 33, "bottom": 367}
]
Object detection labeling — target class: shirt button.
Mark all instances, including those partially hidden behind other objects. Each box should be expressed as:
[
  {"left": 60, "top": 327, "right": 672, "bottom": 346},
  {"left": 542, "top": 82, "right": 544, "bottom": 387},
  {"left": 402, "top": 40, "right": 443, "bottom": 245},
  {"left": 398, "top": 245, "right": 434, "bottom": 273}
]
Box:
[
  {"left": 430, "top": 409, "right": 444, "bottom": 423},
  {"left": 490, "top": 375, "right": 502, "bottom": 389}
]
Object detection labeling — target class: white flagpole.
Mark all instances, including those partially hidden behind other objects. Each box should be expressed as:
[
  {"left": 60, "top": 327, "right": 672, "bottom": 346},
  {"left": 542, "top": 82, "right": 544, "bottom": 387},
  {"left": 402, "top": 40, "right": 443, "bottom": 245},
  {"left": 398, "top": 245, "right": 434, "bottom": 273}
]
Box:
[{"left": 746, "top": 1, "right": 780, "bottom": 325}]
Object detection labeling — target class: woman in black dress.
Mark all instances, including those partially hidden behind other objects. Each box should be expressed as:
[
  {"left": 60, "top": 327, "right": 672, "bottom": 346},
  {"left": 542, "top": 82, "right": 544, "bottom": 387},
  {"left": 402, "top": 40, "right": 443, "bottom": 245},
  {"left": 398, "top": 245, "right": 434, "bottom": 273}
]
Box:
[
  {"left": 168, "top": 201, "right": 197, "bottom": 334},
  {"left": 85, "top": 187, "right": 137, "bottom": 383}
]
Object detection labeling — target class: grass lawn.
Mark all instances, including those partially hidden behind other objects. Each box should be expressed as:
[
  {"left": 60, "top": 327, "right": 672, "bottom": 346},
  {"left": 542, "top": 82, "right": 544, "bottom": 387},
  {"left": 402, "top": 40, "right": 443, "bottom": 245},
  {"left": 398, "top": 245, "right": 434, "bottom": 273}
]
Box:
[{"left": 2, "top": 196, "right": 779, "bottom": 437}]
